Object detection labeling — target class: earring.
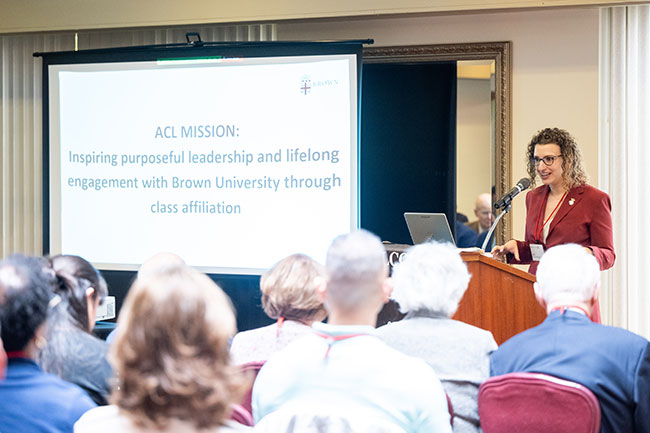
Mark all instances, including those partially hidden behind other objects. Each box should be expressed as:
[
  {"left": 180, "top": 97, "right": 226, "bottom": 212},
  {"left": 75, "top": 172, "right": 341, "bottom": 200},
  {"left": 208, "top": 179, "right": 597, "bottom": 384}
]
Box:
[{"left": 35, "top": 335, "right": 47, "bottom": 350}]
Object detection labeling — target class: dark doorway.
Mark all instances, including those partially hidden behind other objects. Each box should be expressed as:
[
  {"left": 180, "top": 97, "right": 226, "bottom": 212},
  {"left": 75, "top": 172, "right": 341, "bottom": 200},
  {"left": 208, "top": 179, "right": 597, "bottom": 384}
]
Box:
[{"left": 360, "top": 61, "right": 457, "bottom": 244}]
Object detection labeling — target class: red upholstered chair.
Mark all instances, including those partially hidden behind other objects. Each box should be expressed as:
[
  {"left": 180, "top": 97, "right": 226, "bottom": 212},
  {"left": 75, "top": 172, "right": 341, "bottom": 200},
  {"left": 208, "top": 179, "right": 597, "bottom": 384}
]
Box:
[
  {"left": 239, "top": 360, "right": 265, "bottom": 414},
  {"left": 230, "top": 403, "right": 254, "bottom": 427},
  {"left": 478, "top": 372, "right": 601, "bottom": 433},
  {"left": 230, "top": 360, "right": 265, "bottom": 425}
]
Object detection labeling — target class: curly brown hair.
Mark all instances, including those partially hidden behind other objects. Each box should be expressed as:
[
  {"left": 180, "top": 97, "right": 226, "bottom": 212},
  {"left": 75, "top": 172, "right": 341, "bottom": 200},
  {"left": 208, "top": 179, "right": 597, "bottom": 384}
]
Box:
[
  {"left": 110, "top": 265, "right": 248, "bottom": 430},
  {"left": 526, "top": 127, "right": 589, "bottom": 189}
]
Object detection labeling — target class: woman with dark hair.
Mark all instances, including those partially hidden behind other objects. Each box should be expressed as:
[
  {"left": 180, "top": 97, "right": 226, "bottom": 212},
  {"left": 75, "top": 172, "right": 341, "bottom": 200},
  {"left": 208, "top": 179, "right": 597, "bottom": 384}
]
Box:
[
  {"left": 0, "top": 255, "right": 96, "bottom": 432},
  {"left": 74, "top": 264, "right": 249, "bottom": 432},
  {"left": 38, "top": 255, "right": 112, "bottom": 405}
]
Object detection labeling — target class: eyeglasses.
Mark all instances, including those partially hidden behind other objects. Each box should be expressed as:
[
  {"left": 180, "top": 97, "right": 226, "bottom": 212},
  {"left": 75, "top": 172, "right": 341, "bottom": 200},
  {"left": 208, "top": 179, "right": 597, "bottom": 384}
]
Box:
[{"left": 532, "top": 155, "right": 562, "bottom": 166}]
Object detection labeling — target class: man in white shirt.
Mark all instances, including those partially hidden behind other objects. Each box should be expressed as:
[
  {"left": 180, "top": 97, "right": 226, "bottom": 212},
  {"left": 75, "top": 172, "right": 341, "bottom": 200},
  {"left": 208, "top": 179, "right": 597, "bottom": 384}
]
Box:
[{"left": 252, "top": 229, "right": 452, "bottom": 433}]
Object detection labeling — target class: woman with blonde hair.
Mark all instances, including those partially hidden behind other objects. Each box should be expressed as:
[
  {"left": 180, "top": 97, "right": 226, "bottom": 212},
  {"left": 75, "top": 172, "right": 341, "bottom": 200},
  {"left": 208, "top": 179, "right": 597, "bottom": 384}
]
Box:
[
  {"left": 230, "top": 254, "right": 327, "bottom": 365},
  {"left": 74, "top": 264, "right": 249, "bottom": 432}
]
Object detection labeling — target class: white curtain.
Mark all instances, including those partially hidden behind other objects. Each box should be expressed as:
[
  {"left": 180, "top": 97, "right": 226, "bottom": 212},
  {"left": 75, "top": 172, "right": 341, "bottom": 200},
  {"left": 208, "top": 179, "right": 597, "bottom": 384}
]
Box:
[
  {"left": 0, "top": 24, "right": 275, "bottom": 259},
  {"left": 1, "top": 33, "right": 74, "bottom": 257},
  {"left": 599, "top": 6, "right": 650, "bottom": 339}
]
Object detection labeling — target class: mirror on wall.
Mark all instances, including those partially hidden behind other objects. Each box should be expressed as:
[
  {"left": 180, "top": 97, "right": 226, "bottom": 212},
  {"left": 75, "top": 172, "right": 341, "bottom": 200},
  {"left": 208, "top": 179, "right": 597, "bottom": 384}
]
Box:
[
  {"left": 363, "top": 42, "right": 511, "bottom": 244},
  {"left": 456, "top": 60, "right": 496, "bottom": 242}
]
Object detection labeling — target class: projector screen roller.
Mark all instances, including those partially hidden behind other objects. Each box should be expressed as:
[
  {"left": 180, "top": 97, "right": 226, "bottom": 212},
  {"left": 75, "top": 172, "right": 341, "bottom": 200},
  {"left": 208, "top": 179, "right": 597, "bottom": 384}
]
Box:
[{"left": 46, "top": 49, "right": 359, "bottom": 274}]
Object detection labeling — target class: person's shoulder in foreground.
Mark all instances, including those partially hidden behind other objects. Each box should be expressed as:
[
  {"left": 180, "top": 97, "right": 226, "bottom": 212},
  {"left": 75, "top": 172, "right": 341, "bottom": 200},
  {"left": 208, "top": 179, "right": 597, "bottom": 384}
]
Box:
[
  {"left": 0, "top": 357, "right": 96, "bottom": 433},
  {"left": 75, "top": 405, "right": 251, "bottom": 433},
  {"left": 491, "top": 309, "right": 649, "bottom": 375}
]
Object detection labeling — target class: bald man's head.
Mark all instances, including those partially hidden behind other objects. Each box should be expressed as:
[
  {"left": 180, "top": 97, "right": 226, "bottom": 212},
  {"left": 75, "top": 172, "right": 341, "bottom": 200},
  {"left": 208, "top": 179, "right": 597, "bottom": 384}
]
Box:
[{"left": 474, "top": 193, "right": 494, "bottom": 231}]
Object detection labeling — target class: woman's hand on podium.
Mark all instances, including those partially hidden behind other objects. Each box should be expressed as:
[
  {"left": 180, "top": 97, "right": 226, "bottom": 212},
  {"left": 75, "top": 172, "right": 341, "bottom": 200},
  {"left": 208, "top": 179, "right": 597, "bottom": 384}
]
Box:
[{"left": 492, "top": 240, "right": 519, "bottom": 262}]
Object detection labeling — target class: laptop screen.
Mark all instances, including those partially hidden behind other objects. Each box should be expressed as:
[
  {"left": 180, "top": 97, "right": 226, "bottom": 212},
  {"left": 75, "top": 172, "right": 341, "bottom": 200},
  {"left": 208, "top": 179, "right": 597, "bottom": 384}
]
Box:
[{"left": 404, "top": 212, "right": 455, "bottom": 245}]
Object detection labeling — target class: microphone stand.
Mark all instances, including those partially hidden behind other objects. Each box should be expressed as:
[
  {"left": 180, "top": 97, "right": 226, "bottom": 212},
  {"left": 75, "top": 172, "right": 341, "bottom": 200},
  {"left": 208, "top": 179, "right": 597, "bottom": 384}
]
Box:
[{"left": 481, "top": 203, "right": 511, "bottom": 252}]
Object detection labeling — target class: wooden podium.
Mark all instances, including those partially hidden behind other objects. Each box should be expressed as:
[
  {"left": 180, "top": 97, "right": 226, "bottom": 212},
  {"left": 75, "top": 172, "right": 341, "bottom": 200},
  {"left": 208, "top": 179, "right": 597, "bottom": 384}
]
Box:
[
  {"left": 382, "top": 245, "right": 546, "bottom": 345},
  {"left": 456, "top": 251, "right": 545, "bottom": 345}
]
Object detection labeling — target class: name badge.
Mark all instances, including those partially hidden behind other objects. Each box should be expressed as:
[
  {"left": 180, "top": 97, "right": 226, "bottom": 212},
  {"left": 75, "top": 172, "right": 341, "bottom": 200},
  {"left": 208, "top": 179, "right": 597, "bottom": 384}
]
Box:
[{"left": 530, "top": 244, "right": 545, "bottom": 261}]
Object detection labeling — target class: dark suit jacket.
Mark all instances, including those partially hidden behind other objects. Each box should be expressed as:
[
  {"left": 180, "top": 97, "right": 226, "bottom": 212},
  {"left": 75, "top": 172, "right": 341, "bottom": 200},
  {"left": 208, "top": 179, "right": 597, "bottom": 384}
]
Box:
[
  {"left": 508, "top": 184, "right": 615, "bottom": 274},
  {"left": 490, "top": 310, "right": 650, "bottom": 433},
  {"left": 455, "top": 220, "right": 478, "bottom": 248},
  {"left": 476, "top": 230, "right": 494, "bottom": 252}
]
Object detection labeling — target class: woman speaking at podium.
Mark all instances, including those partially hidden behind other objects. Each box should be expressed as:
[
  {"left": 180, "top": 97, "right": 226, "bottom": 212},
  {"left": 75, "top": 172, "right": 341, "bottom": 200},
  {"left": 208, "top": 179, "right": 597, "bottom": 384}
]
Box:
[{"left": 492, "top": 128, "right": 615, "bottom": 278}]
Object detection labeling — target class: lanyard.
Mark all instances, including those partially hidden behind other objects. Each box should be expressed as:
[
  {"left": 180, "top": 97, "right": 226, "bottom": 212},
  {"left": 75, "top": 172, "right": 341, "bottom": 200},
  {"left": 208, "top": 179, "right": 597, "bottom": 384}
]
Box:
[
  {"left": 535, "top": 189, "right": 567, "bottom": 242},
  {"left": 551, "top": 306, "right": 591, "bottom": 319},
  {"left": 276, "top": 316, "right": 285, "bottom": 338},
  {"left": 314, "top": 332, "right": 366, "bottom": 359},
  {"left": 6, "top": 351, "right": 29, "bottom": 359}
]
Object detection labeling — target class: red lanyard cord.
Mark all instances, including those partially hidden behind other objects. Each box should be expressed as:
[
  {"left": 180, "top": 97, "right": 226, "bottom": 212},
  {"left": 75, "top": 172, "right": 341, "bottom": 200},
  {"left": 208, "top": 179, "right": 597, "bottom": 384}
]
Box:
[
  {"left": 551, "top": 306, "right": 591, "bottom": 319},
  {"left": 275, "top": 317, "right": 285, "bottom": 338},
  {"left": 535, "top": 190, "right": 567, "bottom": 242},
  {"left": 313, "top": 332, "right": 367, "bottom": 359}
]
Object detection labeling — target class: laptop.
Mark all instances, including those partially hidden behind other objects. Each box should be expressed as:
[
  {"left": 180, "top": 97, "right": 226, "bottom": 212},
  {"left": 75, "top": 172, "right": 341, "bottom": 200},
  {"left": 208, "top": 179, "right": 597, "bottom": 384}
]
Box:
[{"left": 404, "top": 212, "right": 455, "bottom": 245}]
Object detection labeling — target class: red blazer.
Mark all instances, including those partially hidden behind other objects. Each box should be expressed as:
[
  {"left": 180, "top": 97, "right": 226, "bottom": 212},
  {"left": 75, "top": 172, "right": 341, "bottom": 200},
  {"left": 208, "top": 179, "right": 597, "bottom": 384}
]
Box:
[{"left": 508, "top": 184, "right": 615, "bottom": 274}]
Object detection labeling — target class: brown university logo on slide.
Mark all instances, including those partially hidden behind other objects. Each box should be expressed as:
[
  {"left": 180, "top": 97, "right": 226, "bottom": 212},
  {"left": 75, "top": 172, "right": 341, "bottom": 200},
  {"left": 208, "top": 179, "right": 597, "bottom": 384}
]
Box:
[
  {"left": 300, "top": 75, "right": 312, "bottom": 95},
  {"left": 300, "top": 74, "right": 341, "bottom": 96}
]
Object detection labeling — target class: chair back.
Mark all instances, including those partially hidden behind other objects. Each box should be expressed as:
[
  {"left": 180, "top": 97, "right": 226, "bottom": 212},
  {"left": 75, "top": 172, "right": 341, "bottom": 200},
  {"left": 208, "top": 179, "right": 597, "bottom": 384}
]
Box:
[
  {"left": 478, "top": 372, "right": 600, "bottom": 433},
  {"left": 239, "top": 360, "right": 265, "bottom": 415},
  {"left": 230, "top": 403, "right": 254, "bottom": 427}
]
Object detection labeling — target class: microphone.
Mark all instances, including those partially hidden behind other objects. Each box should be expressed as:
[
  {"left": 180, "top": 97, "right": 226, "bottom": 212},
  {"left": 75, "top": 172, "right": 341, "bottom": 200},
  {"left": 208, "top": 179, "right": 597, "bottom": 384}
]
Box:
[{"left": 494, "top": 178, "right": 531, "bottom": 210}]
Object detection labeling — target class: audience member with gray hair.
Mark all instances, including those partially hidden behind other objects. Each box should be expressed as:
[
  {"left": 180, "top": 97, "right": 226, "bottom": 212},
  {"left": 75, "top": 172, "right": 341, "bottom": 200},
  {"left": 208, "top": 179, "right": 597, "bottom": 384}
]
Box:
[
  {"left": 377, "top": 242, "right": 497, "bottom": 433},
  {"left": 491, "top": 244, "right": 650, "bottom": 433},
  {"left": 253, "top": 229, "right": 453, "bottom": 433}
]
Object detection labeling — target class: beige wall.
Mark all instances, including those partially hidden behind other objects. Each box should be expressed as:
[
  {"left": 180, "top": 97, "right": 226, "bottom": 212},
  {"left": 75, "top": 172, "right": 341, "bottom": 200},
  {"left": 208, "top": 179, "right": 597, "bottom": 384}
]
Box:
[
  {"left": 457, "top": 78, "right": 493, "bottom": 222},
  {"left": 277, "top": 8, "right": 600, "bottom": 240},
  {"left": 0, "top": 5, "right": 601, "bottom": 243},
  {"left": 0, "top": 0, "right": 634, "bottom": 33}
]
